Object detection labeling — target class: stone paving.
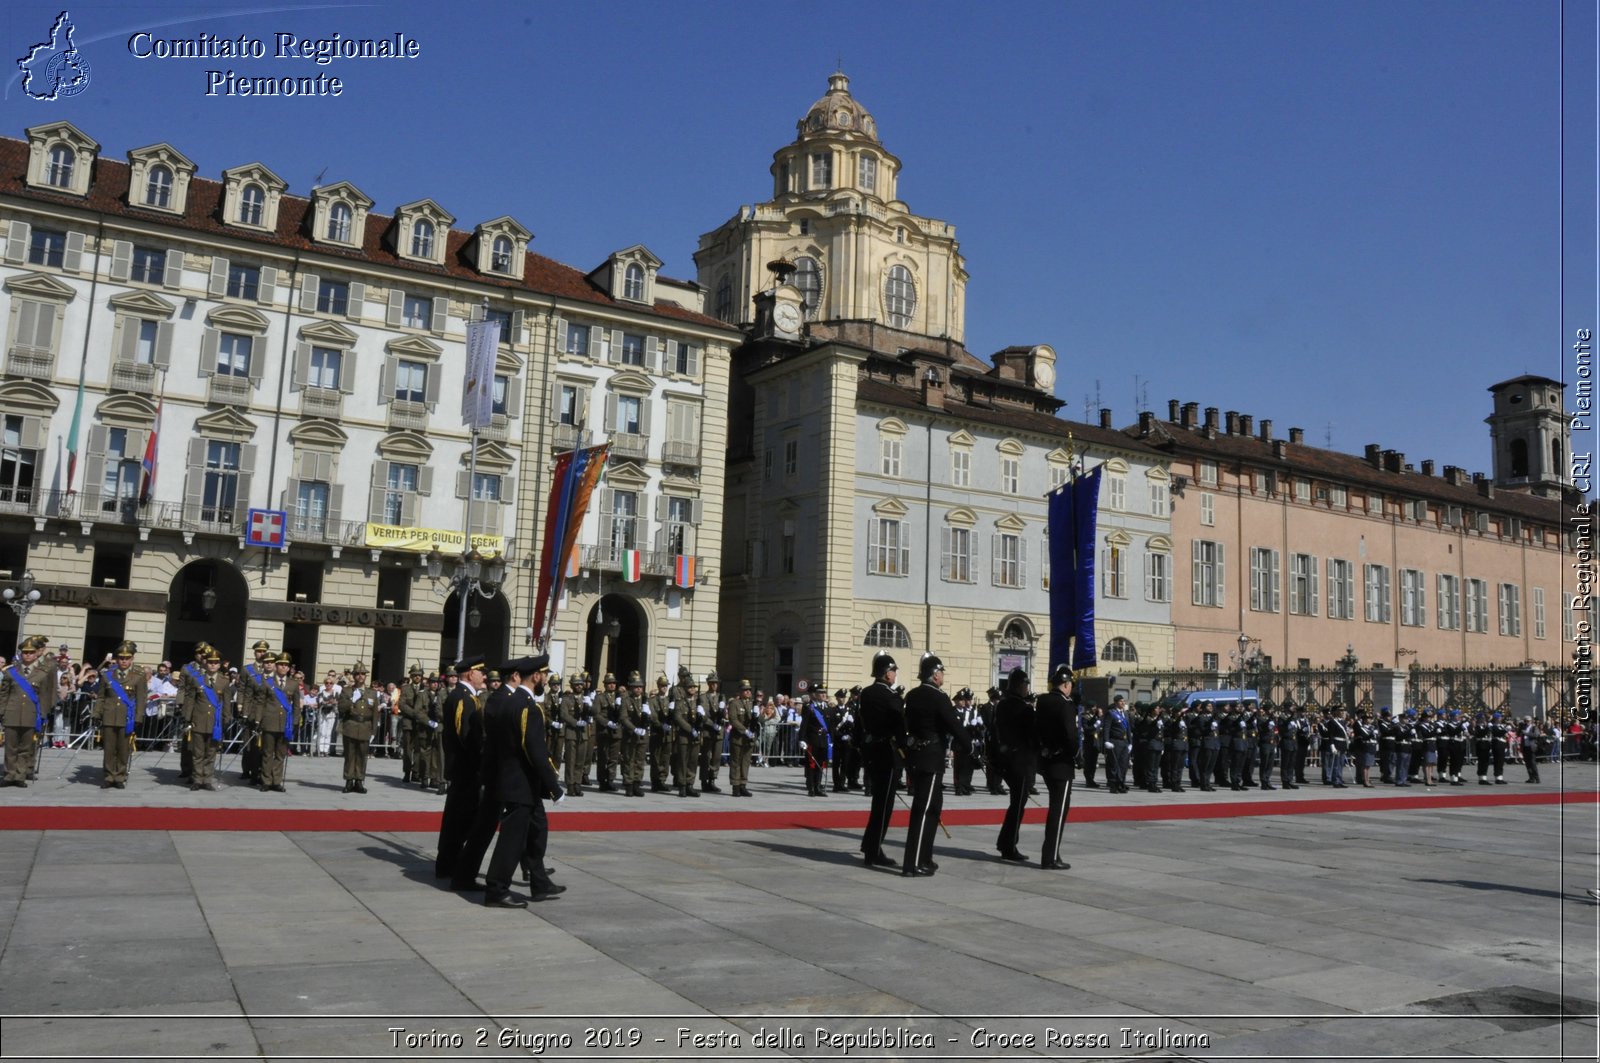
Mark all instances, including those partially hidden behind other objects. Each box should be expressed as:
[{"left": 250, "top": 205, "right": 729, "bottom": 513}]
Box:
[{"left": 0, "top": 751, "right": 1595, "bottom": 1062}]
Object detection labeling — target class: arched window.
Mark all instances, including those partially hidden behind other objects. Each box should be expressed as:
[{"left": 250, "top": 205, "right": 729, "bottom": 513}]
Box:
[
  {"left": 864, "top": 619, "right": 912, "bottom": 648},
  {"left": 327, "top": 202, "right": 352, "bottom": 242},
  {"left": 624, "top": 263, "right": 645, "bottom": 301},
  {"left": 1510, "top": 438, "right": 1529, "bottom": 478},
  {"left": 885, "top": 265, "right": 915, "bottom": 328},
  {"left": 239, "top": 184, "right": 265, "bottom": 225},
  {"left": 1005, "top": 620, "right": 1030, "bottom": 642},
  {"left": 410, "top": 219, "right": 435, "bottom": 258},
  {"left": 492, "top": 235, "right": 513, "bottom": 272},
  {"left": 47, "top": 146, "right": 74, "bottom": 189},
  {"left": 145, "top": 165, "right": 173, "bottom": 208},
  {"left": 1103, "top": 637, "right": 1139, "bottom": 663},
  {"left": 795, "top": 257, "right": 822, "bottom": 320}
]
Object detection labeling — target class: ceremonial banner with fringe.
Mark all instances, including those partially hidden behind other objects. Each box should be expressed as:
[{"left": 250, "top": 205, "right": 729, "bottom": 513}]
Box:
[
  {"left": 532, "top": 444, "right": 609, "bottom": 644},
  {"left": 1048, "top": 465, "right": 1102, "bottom": 672}
]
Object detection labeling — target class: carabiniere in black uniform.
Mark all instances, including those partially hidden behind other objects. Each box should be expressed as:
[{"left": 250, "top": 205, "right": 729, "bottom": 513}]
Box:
[
  {"left": 901, "top": 654, "right": 963, "bottom": 877},
  {"left": 856, "top": 652, "right": 904, "bottom": 869},
  {"left": 1033, "top": 664, "right": 1079, "bottom": 870}
]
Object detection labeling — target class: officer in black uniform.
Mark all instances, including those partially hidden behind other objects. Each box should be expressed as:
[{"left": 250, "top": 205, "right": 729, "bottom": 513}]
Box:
[
  {"left": 1256, "top": 702, "right": 1278, "bottom": 790},
  {"left": 994, "top": 667, "right": 1036, "bottom": 863},
  {"left": 1376, "top": 707, "right": 1397, "bottom": 783},
  {"left": 1194, "top": 700, "right": 1220, "bottom": 791},
  {"left": 1102, "top": 694, "right": 1132, "bottom": 794},
  {"left": 1035, "top": 664, "right": 1078, "bottom": 870},
  {"left": 857, "top": 653, "right": 904, "bottom": 868},
  {"left": 951, "top": 688, "right": 980, "bottom": 796},
  {"left": 828, "top": 688, "right": 853, "bottom": 793},
  {"left": 436, "top": 654, "right": 487, "bottom": 884},
  {"left": 979, "top": 686, "right": 1006, "bottom": 795},
  {"left": 901, "top": 654, "right": 962, "bottom": 877},
  {"left": 1278, "top": 704, "right": 1301, "bottom": 789},
  {"left": 480, "top": 655, "right": 566, "bottom": 908},
  {"left": 1079, "top": 703, "right": 1103, "bottom": 788},
  {"left": 1162, "top": 703, "right": 1187, "bottom": 793}
]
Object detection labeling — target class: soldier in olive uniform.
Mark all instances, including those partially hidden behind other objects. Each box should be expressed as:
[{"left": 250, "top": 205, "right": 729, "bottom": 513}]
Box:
[
  {"left": 338, "top": 663, "right": 379, "bottom": 793},
  {"left": 616, "top": 672, "right": 648, "bottom": 797},
  {"left": 397, "top": 665, "right": 425, "bottom": 781},
  {"left": 698, "top": 672, "right": 728, "bottom": 794},
  {"left": 422, "top": 673, "right": 446, "bottom": 791},
  {"left": 93, "top": 641, "right": 147, "bottom": 788},
  {"left": 256, "top": 653, "right": 300, "bottom": 791},
  {"left": 726, "top": 678, "right": 757, "bottom": 797},
  {"left": 232, "top": 641, "right": 273, "bottom": 785},
  {"left": 593, "top": 672, "right": 620, "bottom": 792},
  {"left": 555, "top": 674, "right": 586, "bottom": 796},
  {"left": 646, "top": 675, "right": 672, "bottom": 792},
  {"left": 671, "top": 670, "right": 701, "bottom": 798},
  {"left": 182, "top": 647, "right": 232, "bottom": 791},
  {"left": 2, "top": 634, "right": 58, "bottom": 787}
]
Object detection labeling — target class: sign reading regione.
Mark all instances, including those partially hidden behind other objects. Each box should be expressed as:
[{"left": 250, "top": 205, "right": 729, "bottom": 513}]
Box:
[{"left": 245, "top": 508, "right": 288, "bottom": 550}]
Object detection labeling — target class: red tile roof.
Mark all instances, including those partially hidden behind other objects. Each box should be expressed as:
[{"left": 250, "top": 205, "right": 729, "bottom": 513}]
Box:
[{"left": 0, "top": 135, "right": 733, "bottom": 333}]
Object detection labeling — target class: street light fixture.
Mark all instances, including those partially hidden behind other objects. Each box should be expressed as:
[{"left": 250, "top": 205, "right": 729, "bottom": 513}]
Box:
[{"left": 3, "top": 571, "right": 42, "bottom": 645}]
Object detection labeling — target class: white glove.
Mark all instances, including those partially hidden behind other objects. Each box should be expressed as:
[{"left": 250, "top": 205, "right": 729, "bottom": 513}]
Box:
[
  {"left": 634, "top": 727, "right": 647, "bottom": 737},
  {"left": 427, "top": 720, "right": 439, "bottom": 730},
  {"left": 745, "top": 730, "right": 755, "bottom": 740},
  {"left": 696, "top": 706, "right": 706, "bottom": 717},
  {"left": 1104, "top": 742, "right": 1113, "bottom": 750},
  {"left": 719, "top": 700, "right": 726, "bottom": 710},
  {"left": 552, "top": 722, "right": 563, "bottom": 731},
  {"left": 551, "top": 792, "right": 565, "bottom": 805},
  {"left": 642, "top": 706, "right": 652, "bottom": 716},
  {"left": 607, "top": 721, "right": 617, "bottom": 729},
  {"left": 800, "top": 741, "right": 808, "bottom": 751},
  {"left": 583, "top": 695, "right": 594, "bottom": 707}
]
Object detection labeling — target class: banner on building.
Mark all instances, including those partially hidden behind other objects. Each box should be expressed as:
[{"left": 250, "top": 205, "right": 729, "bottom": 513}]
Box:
[
  {"left": 462, "top": 317, "right": 501, "bottom": 430},
  {"left": 674, "top": 554, "right": 696, "bottom": 589},
  {"left": 1047, "top": 465, "right": 1101, "bottom": 673},
  {"left": 246, "top": 508, "right": 288, "bottom": 550},
  {"left": 363, "top": 523, "right": 505, "bottom": 557},
  {"left": 531, "top": 443, "right": 609, "bottom": 646},
  {"left": 621, "top": 548, "right": 641, "bottom": 583}
]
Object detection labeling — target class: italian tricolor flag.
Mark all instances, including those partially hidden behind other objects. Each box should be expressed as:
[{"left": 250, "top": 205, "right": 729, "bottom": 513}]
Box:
[{"left": 621, "top": 549, "right": 642, "bottom": 582}]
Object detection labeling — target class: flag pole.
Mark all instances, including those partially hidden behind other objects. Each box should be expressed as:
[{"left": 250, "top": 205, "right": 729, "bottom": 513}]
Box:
[{"left": 457, "top": 298, "right": 489, "bottom": 664}]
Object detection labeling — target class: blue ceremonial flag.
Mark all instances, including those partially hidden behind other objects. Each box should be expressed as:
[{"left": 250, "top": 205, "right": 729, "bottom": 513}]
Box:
[{"left": 1048, "top": 466, "right": 1102, "bottom": 672}]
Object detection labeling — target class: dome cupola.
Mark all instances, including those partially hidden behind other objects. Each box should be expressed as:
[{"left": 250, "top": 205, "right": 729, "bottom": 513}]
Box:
[{"left": 798, "top": 73, "right": 879, "bottom": 143}]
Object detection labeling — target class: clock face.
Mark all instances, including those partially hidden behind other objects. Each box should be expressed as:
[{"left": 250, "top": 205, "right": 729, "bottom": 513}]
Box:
[
  {"left": 773, "top": 303, "right": 802, "bottom": 333},
  {"left": 1034, "top": 360, "right": 1055, "bottom": 388}
]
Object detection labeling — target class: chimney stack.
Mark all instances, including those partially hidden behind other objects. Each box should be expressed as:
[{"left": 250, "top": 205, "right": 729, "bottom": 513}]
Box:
[
  {"left": 1181, "top": 402, "right": 1199, "bottom": 428},
  {"left": 1225, "top": 411, "right": 1240, "bottom": 435},
  {"left": 1100, "top": 407, "right": 1113, "bottom": 429},
  {"left": 1421, "top": 460, "right": 1435, "bottom": 476},
  {"left": 1138, "top": 411, "right": 1155, "bottom": 434},
  {"left": 1240, "top": 414, "right": 1254, "bottom": 437},
  {"left": 1289, "top": 427, "right": 1304, "bottom": 445},
  {"left": 1204, "top": 407, "right": 1219, "bottom": 430},
  {"left": 1168, "top": 399, "right": 1181, "bottom": 421},
  {"left": 920, "top": 368, "right": 945, "bottom": 410},
  {"left": 1273, "top": 440, "right": 1287, "bottom": 460},
  {"left": 1365, "top": 444, "right": 1382, "bottom": 468},
  {"left": 1444, "top": 465, "right": 1466, "bottom": 486},
  {"left": 1259, "top": 419, "right": 1272, "bottom": 441}
]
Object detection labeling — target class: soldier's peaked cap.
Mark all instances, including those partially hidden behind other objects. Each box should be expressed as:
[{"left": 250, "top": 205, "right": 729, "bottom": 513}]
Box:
[
  {"left": 739, "top": 678, "right": 752, "bottom": 690},
  {"left": 114, "top": 641, "right": 137, "bottom": 657},
  {"left": 252, "top": 640, "right": 272, "bottom": 652},
  {"left": 498, "top": 654, "right": 549, "bottom": 676},
  {"left": 274, "top": 652, "right": 292, "bottom": 665},
  {"left": 456, "top": 654, "right": 486, "bottom": 672}
]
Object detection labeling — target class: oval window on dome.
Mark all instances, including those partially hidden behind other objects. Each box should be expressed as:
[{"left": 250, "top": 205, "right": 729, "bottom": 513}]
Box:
[{"left": 837, "top": 109, "right": 852, "bottom": 126}]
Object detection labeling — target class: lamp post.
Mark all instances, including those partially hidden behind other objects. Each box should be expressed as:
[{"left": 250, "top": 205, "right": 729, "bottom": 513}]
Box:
[
  {"left": 431, "top": 548, "right": 506, "bottom": 662},
  {"left": 1336, "top": 642, "right": 1360, "bottom": 708},
  {"left": 3, "top": 571, "right": 42, "bottom": 648}
]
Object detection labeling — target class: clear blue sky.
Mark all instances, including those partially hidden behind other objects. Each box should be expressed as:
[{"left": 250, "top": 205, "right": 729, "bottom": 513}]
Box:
[{"left": 5, "top": 0, "right": 1594, "bottom": 483}]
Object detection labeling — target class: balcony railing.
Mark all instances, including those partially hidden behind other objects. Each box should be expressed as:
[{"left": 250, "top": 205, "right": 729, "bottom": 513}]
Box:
[
  {"left": 552, "top": 424, "right": 582, "bottom": 452},
  {"left": 207, "top": 374, "right": 252, "bottom": 407},
  {"left": 609, "top": 432, "right": 648, "bottom": 461},
  {"left": 109, "top": 361, "right": 158, "bottom": 395},
  {"left": 388, "top": 399, "right": 428, "bottom": 432},
  {"left": 6, "top": 345, "right": 55, "bottom": 380},
  {"left": 0, "top": 484, "right": 41, "bottom": 515},
  {"left": 300, "top": 387, "right": 343, "bottom": 419},
  {"left": 580, "top": 544, "right": 699, "bottom": 579},
  {"left": 662, "top": 440, "right": 701, "bottom": 467}
]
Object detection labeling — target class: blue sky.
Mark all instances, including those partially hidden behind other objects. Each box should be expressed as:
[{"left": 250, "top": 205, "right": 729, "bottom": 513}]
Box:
[{"left": 5, "top": 0, "right": 1594, "bottom": 482}]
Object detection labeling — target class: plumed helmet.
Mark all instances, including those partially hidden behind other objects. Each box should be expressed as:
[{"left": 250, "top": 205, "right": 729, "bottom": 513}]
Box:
[
  {"left": 1048, "top": 663, "right": 1074, "bottom": 687},
  {"left": 603, "top": 672, "right": 617, "bottom": 685},
  {"left": 955, "top": 688, "right": 974, "bottom": 701},
  {"left": 627, "top": 670, "right": 643, "bottom": 688},
  {"left": 1007, "top": 666, "right": 1030, "bottom": 695},
  {"left": 918, "top": 653, "right": 944, "bottom": 682},
  {"left": 870, "top": 652, "right": 897, "bottom": 679},
  {"left": 706, "top": 671, "right": 720, "bottom": 684}
]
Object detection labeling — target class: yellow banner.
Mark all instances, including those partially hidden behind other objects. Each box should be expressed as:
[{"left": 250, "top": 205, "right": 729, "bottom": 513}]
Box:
[{"left": 363, "top": 523, "right": 505, "bottom": 558}]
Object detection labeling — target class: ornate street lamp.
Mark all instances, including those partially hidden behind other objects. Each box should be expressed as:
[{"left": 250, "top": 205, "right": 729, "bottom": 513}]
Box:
[{"left": 3, "top": 571, "right": 42, "bottom": 646}]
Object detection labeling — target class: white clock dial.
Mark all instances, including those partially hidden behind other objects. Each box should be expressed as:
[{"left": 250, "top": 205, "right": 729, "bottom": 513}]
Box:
[
  {"left": 774, "top": 303, "right": 802, "bottom": 333},
  {"left": 1035, "top": 361, "right": 1055, "bottom": 388}
]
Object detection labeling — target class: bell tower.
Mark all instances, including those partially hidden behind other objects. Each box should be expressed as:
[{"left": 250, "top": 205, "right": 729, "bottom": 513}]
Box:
[{"left": 1486, "top": 375, "right": 1573, "bottom": 498}]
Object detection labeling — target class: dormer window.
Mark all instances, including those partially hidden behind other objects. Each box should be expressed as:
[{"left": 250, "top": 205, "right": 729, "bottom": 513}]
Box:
[
  {"left": 470, "top": 216, "right": 530, "bottom": 278},
  {"left": 492, "top": 236, "right": 513, "bottom": 273},
  {"left": 47, "top": 146, "right": 75, "bottom": 189},
  {"left": 624, "top": 263, "right": 645, "bottom": 301},
  {"left": 239, "top": 184, "right": 265, "bottom": 226},
  {"left": 410, "top": 219, "right": 435, "bottom": 259},
  {"left": 327, "top": 202, "right": 352, "bottom": 243},
  {"left": 145, "top": 166, "right": 173, "bottom": 208}
]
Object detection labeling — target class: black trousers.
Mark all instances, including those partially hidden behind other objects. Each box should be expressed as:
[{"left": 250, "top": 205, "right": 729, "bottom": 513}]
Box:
[
  {"left": 903, "top": 768, "right": 944, "bottom": 872},
  {"left": 1081, "top": 743, "right": 1099, "bottom": 785},
  {"left": 486, "top": 799, "right": 553, "bottom": 895},
  {"left": 1256, "top": 743, "right": 1275, "bottom": 786},
  {"left": 435, "top": 774, "right": 482, "bottom": 879},
  {"left": 996, "top": 759, "right": 1032, "bottom": 853},
  {"left": 860, "top": 748, "right": 898, "bottom": 855},
  {"left": 1196, "top": 744, "right": 1218, "bottom": 788},
  {"left": 1041, "top": 776, "right": 1071, "bottom": 865},
  {"left": 453, "top": 787, "right": 500, "bottom": 888}
]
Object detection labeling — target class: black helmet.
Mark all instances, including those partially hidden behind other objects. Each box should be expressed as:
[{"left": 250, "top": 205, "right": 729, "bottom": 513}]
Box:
[
  {"left": 1048, "top": 663, "right": 1074, "bottom": 687},
  {"left": 1007, "top": 666, "right": 1030, "bottom": 695},
  {"left": 871, "top": 652, "right": 897, "bottom": 679},
  {"left": 918, "top": 653, "right": 945, "bottom": 682}
]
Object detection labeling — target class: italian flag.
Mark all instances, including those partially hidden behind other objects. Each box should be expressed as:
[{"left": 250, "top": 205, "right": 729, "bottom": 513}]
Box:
[{"left": 621, "top": 549, "right": 642, "bottom": 582}]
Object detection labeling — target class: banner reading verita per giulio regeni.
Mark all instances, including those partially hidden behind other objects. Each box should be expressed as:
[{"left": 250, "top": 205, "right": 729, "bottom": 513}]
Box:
[{"left": 363, "top": 523, "right": 505, "bottom": 557}]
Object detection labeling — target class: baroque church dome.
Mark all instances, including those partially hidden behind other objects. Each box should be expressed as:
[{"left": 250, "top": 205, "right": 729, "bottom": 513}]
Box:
[{"left": 797, "top": 73, "right": 879, "bottom": 143}]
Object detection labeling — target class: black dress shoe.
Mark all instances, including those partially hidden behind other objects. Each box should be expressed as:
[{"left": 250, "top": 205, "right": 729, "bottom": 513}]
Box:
[
  {"left": 864, "top": 852, "right": 896, "bottom": 868},
  {"left": 921, "top": 860, "right": 939, "bottom": 872},
  {"left": 900, "top": 867, "right": 930, "bottom": 877},
  {"left": 356, "top": 782, "right": 368, "bottom": 794},
  {"left": 916, "top": 864, "right": 938, "bottom": 877},
  {"left": 483, "top": 892, "right": 527, "bottom": 908},
  {"left": 528, "top": 884, "right": 567, "bottom": 901},
  {"left": 451, "top": 880, "right": 486, "bottom": 892},
  {"left": 1042, "top": 859, "right": 1071, "bottom": 870},
  {"left": 999, "top": 849, "right": 1028, "bottom": 863}
]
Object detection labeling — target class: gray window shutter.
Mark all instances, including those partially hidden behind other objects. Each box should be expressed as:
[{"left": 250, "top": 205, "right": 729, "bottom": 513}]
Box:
[
  {"left": 638, "top": 395, "right": 652, "bottom": 437},
  {"left": 1216, "top": 544, "right": 1226, "bottom": 607},
  {"left": 690, "top": 498, "right": 703, "bottom": 526},
  {"left": 164, "top": 248, "right": 183, "bottom": 291},
  {"left": 423, "top": 362, "right": 441, "bottom": 406},
  {"left": 4, "top": 221, "right": 29, "bottom": 264},
  {"left": 115, "top": 316, "right": 138, "bottom": 362},
  {"left": 257, "top": 266, "right": 277, "bottom": 305},
  {"left": 281, "top": 477, "right": 299, "bottom": 514},
  {"left": 500, "top": 475, "right": 514, "bottom": 505},
  {"left": 377, "top": 356, "right": 396, "bottom": 404},
  {"left": 236, "top": 444, "right": 257, "bottom": 516},
  {"left": 184, "top": 437, "right": 208, "bottom": 517},
  {"left": 991, "top": 534, "right": 1002, "bottom": 584},
  {"left": 940, "top": 528, "right": 951, "bottom": 580},
  {"left": 200, "top": 328, "right": 219, "bottom": 376},
  {"left": 154, "top": 321, "right": 173, "bottom": 369},
  {"left": 209, "top": 257, "right": 228, "bottom": 297},
  {"left": 110, "top": 241, "right": 133, "bottom": 282},
  {"left": 63, "top": 231, "right": 85, "bottom": 273},
  {"left": 19, "top": 416, "right": 44, "bottom": 451},
  {"left": 299, "top": 274, "right": 319, "bottom": 313},
  {"left": 609, "top": 329, "right": 623, "bottom": 364},
  {"left": 1019, "top": 537, "right": 1028, "bottom": 585},
  {"left": 456, "top": 469, "right": 470, "bottom": 499},
  {"left": 338, "top": 350, "right": 357, "bottom": 394},
  {"left": 386, "top": 290, "right": 403, "bottom": 327},
  {"left": 247, "top": 339, "right": 265, "bottom": 385},
  {"left": 431, "top": 296, "right": 449, "bottom": 334},
  {"left": 550, "top": 315, "right": 566, "bottom": 353},
  {"left": 645, "top": 337, "right": 659, "bottom": 373},
  {"left": 312, "top": 451, "right": 334, "bottom": 482},
  {"left": 588, "top": 325, "right": 603, "bottom": 360},
  {"left": 505, "top": 377, "right": 522, "bottom": 419},
  {"left": 686, "top": 343, "right": 699, "bottom": 378},
  {"left": 369, "top": 461, "right": 390, "bottom": 523},
  {"left": 83, "top": 425, "right": 108, "bottom": 499},
  {"left": 346, "top": 282, "right": 364, "bottom": 321},
  {"left": 398, "top": 491, "right": 418, "bottom": 525},
  {"left": 509, "top": 309, "right": 524, "bottom": 345},
  {"left": 653, "top": 523, "right": 664, "bottom": 553},
  {"left": 597, "top": 488, "right": 614, "bottom": 551},
  {"left": 290, "top": 343, "right": 311, "bottom": 392},
  {"left": 417, "top": 466, "right": 433, "bottom": 496},
  {"left": 468, "top": 304, "right": 485, "bottom": 324},
  {"left": 13, "top": 301, "right": 37, "bottom": 349},
  {"left": 605, "top": 394, "right": 618, "bottom": 433},
  {"left": 551, "top": 382, "right": 566, "bottom": 421},
  {"left": 327, "top": 484, "right": 344, "bottom": 526},
  {"left": 655, "top": 494, "right": 667, "bottom": 522}
]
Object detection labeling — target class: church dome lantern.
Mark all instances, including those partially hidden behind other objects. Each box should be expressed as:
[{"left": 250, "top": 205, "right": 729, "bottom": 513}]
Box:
[{"left": 798, "top": 73, "right": 879, "bottom": 143}]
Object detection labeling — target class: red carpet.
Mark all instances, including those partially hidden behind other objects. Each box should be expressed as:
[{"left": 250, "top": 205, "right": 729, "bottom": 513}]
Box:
[{"left": 4, "top": 788, "right": 1593, "bottom": 832}]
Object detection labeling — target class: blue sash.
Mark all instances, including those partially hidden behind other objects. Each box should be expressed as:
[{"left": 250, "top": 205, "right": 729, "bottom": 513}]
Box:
[
  {"left": 184, "top": 664, "right": 225, "bottom": 740},
  {"left": 106, "top": 671, "right": 137, "bottom": 733},
  {"left": 809, "top": 705, "right": 833, "bottom": 761},
  {"left": 7, "top": 666, "right": 43, "bottom": 730},
  {"left": 269, "top": 679, "right": 295, "bottom": 740}
]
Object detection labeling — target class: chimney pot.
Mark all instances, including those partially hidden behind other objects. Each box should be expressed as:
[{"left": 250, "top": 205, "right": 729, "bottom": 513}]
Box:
[
  {"left": 1138, "top": 411, "right": 1154, "bottom": 434},
  {"left": 1365, "top": 444, "right": 1382, "bottom": 467},
  {"left": 1168, "top": 399, "right": 1181, "bottom": 421},
  {"left": 1204, "top": 407, "right": 1219, "bottom": 430},
  {"left": 1225, "top": 411, "right": 1240, "bottom": 435},
  {"left": 1421, "top": 460, "right": 1435, "bottom": 476},
  {"left": 1099, "top": 407, "right": 1113, "bottom": 429},
  {"left": 1181, "top": 402, "right": 1199, "bottom": 428},
  {"left": 1259, "top": 418, "right": 1273, "bottom": 441},
  {"left": 1240, "top": 414, "right": 1253, "bottom": 437},
  {"left": 1288, "top": 427, "right": 1304, "bottom": 444}
]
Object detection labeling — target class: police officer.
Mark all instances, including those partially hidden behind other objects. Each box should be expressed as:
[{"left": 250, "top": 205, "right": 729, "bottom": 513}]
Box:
[
  {"left": 1163, "top": 702, "right": 1187, "bottom": 793},
  {"left": 1079, "top": 702, "right": 1103, "bottom": 788},
  {"left": 1256, "top": 703, "right": 1278, "bottom": 791},
  {"left": 1376, "top": 706, "right": 1397, "bottom": 784},
  {"left": 857, "top": 653, "right": 903, "bottom": 867},
  {"left": 181, "top": 647, "right": 231, "bottom": 791},
  {"left": 726, "top": 679, "right": 757, "bottom": 797},
  {"left": 979, "top": 686, "right": 1006, "bottom": 795},
  {"left": 1393, "top": 709, "right": 1416, "bottom": 787},
  {"left": 1278, "top": 704, "right": 1301, "bottom": 790},
  {"left": 94, "top": 641, "right": 147, "bottom": 789},
  {"left": 901, "top": 654, "right": 962, "bottom": 877},
  {"left": 1195, "top": 700, "right": 1220, "bottom": 792},
  {"left": 1035, "top": 664, "right": 1078, "bottom": 870},
  {"left": 828, "top": 688, "right": 853, "bottom": 793},
  {"left": 338, "top": 663, "right": 379, "bottom": 794},
  {"left": 798, "top": 680, "right": 832, "bottom": 797},
  {"left": 994, "top": 667, "right": 1036, "bottom": 862},
  {"left": 1102, "top": 694, "right": 1133, "bottom": 794},
  {"left": 951, "top": 688, "right": 980, "bottom": 795}
]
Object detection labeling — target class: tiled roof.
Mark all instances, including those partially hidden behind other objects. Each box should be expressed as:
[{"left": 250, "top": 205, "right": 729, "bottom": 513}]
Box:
[
  {"left": 857, "top": 377, "right": 1166, "bottom": 459},
  {"left": 1125, "top": 418, "right": 1570, "bottom": 522},
  {"left": 0, "top": 136, "right": 732, "bottom": 332}
]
